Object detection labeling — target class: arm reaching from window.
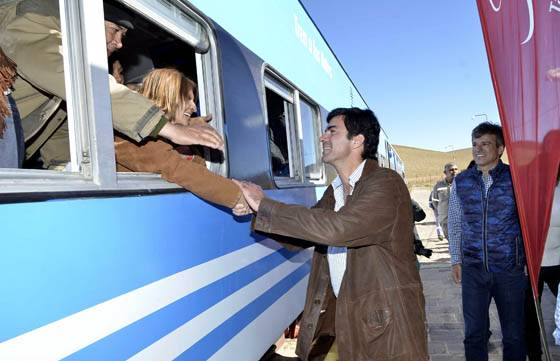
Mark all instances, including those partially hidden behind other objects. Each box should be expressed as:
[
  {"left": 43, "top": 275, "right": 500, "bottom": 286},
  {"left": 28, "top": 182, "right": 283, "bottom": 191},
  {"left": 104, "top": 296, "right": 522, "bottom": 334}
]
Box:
[{"left": 115, "top": 135, "right": 238, "bottom": 209}]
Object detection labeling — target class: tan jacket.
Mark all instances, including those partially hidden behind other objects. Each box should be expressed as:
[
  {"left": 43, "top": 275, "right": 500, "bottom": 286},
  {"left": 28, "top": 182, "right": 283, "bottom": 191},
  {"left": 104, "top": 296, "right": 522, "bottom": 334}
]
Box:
[
  {"left": 0, "top": 1, "right": 164, "bottom": 166},
  {"left": 114, "top": 135, "right": 242, "bottom": 209},
  {"left": 429, "top": 178, "right": 452, "bottom": 226},
  {"left": 254, "top": 160, "right": 428, "bottom": 361}
]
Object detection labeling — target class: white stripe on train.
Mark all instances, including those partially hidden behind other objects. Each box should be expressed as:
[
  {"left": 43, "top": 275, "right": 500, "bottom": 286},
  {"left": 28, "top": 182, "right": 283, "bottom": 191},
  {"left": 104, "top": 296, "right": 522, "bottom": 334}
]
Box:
[
  {"left": 0, "top": 240, "right": 284, "bottom": 360},
  {"left": 209, "top": 275, "right": 309, "bottom": 361},
  {"left": 129, "top": 249, "right": 312, "bottom": 360}
]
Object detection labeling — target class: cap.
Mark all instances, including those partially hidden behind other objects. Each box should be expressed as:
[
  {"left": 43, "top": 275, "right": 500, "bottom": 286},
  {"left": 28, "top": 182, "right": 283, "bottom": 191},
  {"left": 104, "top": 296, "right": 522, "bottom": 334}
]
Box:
[
  {"left": 121, "top": 52, "right": 155, "bottom": 85},
  {"left": 103, "top": 2, "right": 134, "bottom": 30}
]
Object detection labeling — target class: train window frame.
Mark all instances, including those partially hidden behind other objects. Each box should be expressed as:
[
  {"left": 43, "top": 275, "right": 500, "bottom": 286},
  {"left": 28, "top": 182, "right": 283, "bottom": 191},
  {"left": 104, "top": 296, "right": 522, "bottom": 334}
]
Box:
[
  {"left": 264, "top": 78, "right": 300, "bottom": 183},
  {"left": 0, "top": 0, "right": 225, "bottom": 197},
  {"left": 297, "top": 95, "right": 323, "bottom": 182},
  {"left": 263, "top": 69, "right": 325, "bottom": 188},
  {"left": 114, "top": 0, "right": 227, "bottom": 186},
  {"left": 0, "top": 0, "right": 110, "bottom": 194}
]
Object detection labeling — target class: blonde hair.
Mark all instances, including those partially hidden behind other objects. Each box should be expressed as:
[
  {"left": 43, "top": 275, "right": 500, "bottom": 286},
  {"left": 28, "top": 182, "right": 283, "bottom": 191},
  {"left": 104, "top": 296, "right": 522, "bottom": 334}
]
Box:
[{"left": 139, "top": 68, "right": 197, "bottom": 123}]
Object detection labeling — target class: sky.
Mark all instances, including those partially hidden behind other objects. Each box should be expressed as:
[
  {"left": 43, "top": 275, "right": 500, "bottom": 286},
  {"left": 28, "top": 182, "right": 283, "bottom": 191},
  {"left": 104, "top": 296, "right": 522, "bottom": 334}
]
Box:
[{"left": 299, "top": 0, "right": 500, "bottom": 151}]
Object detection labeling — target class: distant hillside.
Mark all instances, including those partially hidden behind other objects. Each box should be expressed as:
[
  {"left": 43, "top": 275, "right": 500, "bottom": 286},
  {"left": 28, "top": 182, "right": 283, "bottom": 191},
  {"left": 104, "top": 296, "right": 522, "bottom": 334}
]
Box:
[{"left": 394, "top": 145, "right": 509, "bottom": 187}]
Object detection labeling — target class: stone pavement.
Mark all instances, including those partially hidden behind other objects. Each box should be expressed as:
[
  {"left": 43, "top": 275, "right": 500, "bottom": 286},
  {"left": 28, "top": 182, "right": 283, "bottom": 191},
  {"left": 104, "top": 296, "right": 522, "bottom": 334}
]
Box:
[
  {"left": 421, "top": 262, "right": 560, "bottom": 360},
  {"left": 274, "top": 187, "right": 560, "bottom": 360}
]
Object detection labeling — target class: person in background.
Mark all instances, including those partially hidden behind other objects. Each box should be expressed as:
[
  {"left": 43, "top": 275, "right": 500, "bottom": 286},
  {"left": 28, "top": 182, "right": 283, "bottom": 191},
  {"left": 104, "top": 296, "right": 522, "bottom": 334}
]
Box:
[
  {"left": 448, "top": 122, "right": 527, "bottom": 361},
  {"left": 429, "top": 162, "right": 458, "bottom": 240},
  {"left": 0, "top": 47, "right": 22, "bottom": 168},
  {"left": 114, "top": 68, "right": 249, "bottom": 213},
  {"left": 528, "top": 167, "right": 560, "bottom": 360}
]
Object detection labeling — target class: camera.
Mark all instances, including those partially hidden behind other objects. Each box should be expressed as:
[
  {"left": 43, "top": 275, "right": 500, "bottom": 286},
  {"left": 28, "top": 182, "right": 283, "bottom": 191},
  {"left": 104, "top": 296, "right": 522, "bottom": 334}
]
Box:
[{"left": 414, "top": 237, "right": 433, "bottom": 258}]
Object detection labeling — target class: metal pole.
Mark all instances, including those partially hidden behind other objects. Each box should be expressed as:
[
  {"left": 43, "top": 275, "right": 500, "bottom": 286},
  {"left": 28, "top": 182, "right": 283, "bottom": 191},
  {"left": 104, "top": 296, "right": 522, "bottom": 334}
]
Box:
[
  {"left": 472, "top": 113, "right": 488, "bottom": 122},
  {"left": 534, "top": 297, "right": 552, "bottom": 361}
]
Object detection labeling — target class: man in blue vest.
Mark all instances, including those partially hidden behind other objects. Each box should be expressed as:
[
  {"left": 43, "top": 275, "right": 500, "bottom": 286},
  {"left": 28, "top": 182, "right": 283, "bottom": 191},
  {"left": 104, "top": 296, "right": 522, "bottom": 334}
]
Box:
[{"left": 448, "top": 122, "right": 527, "bottom": 361}]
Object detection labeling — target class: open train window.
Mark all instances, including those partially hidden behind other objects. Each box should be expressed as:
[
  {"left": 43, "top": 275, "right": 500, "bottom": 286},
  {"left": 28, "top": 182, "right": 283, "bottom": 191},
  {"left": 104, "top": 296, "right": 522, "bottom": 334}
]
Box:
[
  {"left": 298, "top": 97, "right": 322, "bottom": 180},
  {"left": 110, "top": 0, "right": 225, "bottom": 187},
  {"left": 0, "top": 1, "right": 79, "bottom": 175},
  {"left": 264, "top": 71, "right": 324, "bottom": 186},
  {"left": 0, "top": 0, "right": 222, "bottom": 196},
  {"left": 265, "top": 87, "right": 296, "bottom": 179}
]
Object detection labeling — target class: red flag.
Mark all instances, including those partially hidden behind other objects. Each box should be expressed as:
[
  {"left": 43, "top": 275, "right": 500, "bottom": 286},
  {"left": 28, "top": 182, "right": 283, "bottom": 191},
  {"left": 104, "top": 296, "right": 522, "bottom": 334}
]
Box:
[{"left": 477, "top": 0, "right": 560, "bottom": 297}]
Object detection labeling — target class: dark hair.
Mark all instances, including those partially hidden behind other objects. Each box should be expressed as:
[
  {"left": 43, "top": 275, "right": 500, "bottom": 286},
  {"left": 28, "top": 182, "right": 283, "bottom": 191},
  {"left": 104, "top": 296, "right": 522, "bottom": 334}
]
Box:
[
  {"left": 472, "top": 122, "right": 504, "bottom": 147},
  {"left": 326, "top": 107, "right": 380, "bottom": 160}
]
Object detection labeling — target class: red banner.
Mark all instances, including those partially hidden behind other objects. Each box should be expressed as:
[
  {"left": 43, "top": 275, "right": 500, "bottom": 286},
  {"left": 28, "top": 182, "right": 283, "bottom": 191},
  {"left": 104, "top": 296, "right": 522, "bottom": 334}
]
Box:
[{"left": 477, "top": 0, "right": 560, "bottom": 297}]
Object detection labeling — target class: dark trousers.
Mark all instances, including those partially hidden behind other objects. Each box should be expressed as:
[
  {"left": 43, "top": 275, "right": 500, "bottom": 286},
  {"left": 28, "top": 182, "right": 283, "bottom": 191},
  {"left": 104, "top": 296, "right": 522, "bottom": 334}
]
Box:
[
  {"left": 525, "top": 265, "right": 560, "bottom": 361},
  {"left": 462, "top": 264, "right": 527, "bottom": 361}
]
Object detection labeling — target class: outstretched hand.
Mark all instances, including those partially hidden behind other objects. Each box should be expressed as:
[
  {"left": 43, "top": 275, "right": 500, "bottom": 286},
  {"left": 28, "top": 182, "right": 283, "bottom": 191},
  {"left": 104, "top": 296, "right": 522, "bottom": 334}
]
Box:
[
  {"left": 188, "top": 114, "right": 213, "bottom": 126},
  {"left": 159, "top": 122, "right": 224, "bottom": 150},
  {"left": 232, "top": 194, "right": 252, "bottom": 216},
  {"left": 547, "top": 67, "right": 560, "bottom": 80},
  {"left": 232, "top": 179, "right": 265, "bottom": 212},
  {"left": 173, "top": 114, "right": 213, "bottom": 127}
]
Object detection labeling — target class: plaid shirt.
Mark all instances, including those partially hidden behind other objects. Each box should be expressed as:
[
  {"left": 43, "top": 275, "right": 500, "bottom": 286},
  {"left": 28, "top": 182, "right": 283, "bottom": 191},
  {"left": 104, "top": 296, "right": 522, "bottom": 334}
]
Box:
[{"left": 448, "top": 173, "right": 493, "bottom": 265}]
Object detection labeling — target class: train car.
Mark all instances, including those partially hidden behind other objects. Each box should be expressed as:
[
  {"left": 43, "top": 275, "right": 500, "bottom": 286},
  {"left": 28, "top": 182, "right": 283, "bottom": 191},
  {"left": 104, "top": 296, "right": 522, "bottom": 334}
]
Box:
[{"left": 0, "top": 0, "right": 404, "bottom": 359}]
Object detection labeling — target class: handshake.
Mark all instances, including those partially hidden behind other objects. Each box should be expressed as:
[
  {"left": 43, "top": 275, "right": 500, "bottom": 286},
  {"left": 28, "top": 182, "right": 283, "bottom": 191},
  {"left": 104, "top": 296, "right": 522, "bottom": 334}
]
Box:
[{"left": 231, "top": 179, "right": 265, "bottom": 217}]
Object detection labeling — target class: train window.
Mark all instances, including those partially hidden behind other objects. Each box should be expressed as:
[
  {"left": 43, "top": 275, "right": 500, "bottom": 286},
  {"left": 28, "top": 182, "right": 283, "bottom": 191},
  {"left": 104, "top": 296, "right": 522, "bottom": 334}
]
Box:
[
  {"left": 298, "top": 98, "right": 322, "bottom": 180},
  {"left": 265, "top": 88, "right": 297, "bottom": 178},
  {"left": 0, "top": 0, "right": 111, "bottom": 198},
  {"left": 111, "top": 0, "right": 225, "bottom": 186},
  {"left": 264, "top": 71, "right": 324, "bottom": 186},
  {"left": 0, "top": 0, "right": 221, "bottom": 196},
  {"left": 1, "top": 2, "right": 74, "bottom": 172}
]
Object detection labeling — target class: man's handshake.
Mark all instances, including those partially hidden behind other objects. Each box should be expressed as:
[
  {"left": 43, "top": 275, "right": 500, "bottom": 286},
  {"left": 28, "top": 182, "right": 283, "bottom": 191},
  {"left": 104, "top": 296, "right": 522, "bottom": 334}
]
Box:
[{"left": 231, "top": 179, "right": 265, "bottom": 216}]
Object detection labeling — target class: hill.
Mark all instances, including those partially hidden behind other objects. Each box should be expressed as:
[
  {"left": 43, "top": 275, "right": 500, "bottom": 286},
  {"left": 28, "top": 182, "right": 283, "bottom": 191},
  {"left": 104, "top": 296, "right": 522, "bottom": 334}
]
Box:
[
  {"left": 394, "top": 145, "right": 472, "bottom": 187},
  {"left": 394, "top": 145, "right": 509, "bottom": 187}
]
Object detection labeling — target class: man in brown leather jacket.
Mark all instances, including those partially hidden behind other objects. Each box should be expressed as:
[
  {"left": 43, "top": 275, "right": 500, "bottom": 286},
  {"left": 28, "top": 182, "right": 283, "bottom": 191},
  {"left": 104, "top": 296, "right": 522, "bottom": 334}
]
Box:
[{"left": 235, "top": 108, "right": 428, "bottom": 361}]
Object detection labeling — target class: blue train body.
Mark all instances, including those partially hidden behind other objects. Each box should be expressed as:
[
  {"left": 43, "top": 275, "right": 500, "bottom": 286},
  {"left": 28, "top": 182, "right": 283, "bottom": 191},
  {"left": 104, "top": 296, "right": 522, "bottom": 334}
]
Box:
[{"left": 0, "top": 0, "right": 404, "bottom": 359}]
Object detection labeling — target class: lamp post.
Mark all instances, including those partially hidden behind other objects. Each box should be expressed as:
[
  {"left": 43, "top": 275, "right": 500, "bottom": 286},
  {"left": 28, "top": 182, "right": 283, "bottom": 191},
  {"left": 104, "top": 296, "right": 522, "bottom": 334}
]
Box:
[
  {"left": 444, "top": 145, "right": 456, "bottom": 161},
  {"left": 472, "top": 113, "right": 488, "bottom": 122}
]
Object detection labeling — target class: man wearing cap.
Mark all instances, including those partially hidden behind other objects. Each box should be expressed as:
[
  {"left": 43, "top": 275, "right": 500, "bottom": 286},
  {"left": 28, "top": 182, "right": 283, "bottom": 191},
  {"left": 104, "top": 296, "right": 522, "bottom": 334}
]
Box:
[
  {"left": 0, "top": 0, "right": 222, "bottom": 169},
  {"left": 429, "top": 162, "right": 459, "bottom": 240}
]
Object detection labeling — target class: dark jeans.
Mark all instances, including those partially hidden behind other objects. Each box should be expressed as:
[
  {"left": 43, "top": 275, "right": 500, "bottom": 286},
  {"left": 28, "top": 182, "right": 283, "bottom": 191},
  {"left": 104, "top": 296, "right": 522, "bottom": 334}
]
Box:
[
  {"left": 462, "top": 264, "right": 528, "bottom": 361},
  {"left": 525, "top": 265, "right": 560, "bottom": 361}
]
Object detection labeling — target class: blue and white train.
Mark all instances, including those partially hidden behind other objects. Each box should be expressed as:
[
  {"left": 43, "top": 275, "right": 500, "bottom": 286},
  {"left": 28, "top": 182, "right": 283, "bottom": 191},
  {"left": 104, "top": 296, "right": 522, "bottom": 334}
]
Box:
[{"left": 0, "top": 0, "right": 404, "bottom": 359}]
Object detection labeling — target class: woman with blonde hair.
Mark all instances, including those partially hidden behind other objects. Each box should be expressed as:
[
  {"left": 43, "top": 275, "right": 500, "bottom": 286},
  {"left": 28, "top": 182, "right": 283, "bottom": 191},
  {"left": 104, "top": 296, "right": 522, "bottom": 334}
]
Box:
[
  {"left": 139, "top": 68, "right": 198, "bottom": 126},
  {"left": 114, "top": 68, "right": 249, "bottom": 213}
]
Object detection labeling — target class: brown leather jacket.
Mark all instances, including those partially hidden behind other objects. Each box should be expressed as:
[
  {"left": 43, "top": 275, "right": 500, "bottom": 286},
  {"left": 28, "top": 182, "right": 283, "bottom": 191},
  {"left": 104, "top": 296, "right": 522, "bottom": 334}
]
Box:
[{"left": 254, "top": 160, "right": 428, "bottom": 361}]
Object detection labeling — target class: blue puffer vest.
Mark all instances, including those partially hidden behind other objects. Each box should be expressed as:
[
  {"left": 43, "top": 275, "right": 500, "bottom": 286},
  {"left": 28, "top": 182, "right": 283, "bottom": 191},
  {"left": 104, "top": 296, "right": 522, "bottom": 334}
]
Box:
[{"left": 455, "top": 161, "right": 525, "bottom": 272}]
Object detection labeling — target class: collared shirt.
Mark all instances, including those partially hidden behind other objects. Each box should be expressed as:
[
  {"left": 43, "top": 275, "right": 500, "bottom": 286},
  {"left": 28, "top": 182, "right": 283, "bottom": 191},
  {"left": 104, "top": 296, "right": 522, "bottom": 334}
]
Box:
[
  {"left": 448, "top": 171, "right": 493, "bottom": 265},
  {"left": 328, "top": 160, "right": 366, "bottom": 297}
]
